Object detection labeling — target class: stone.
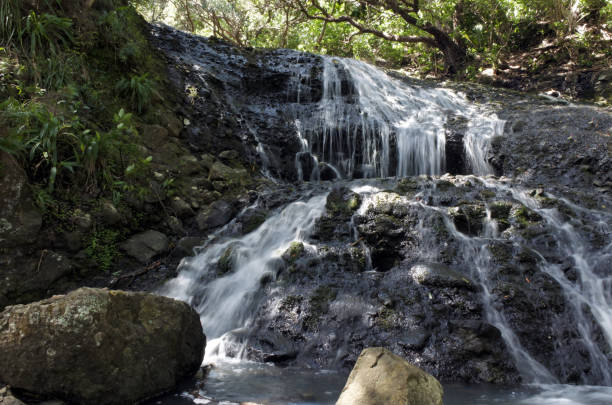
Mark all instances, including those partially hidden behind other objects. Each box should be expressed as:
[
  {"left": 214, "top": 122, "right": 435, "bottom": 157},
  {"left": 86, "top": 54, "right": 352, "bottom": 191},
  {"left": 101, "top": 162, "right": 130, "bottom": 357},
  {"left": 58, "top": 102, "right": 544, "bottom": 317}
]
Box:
[
  {"left": 179, "top": 155, "right": 202, "bottom": 175},
  {"left": 99, "top": 201, "right": 121, "bottom": 225},
  {"left": 0, "top": 288, "right": 205, "bottom": 405},
  {"left": 0, "top": 251, "right": 74, "bottom": 311},
  {"left": 409, "top": 263, "right": 477, "bottom": 290},
  {"left": 0, "top": 152, "right": 42, "bottom": 248},
  {"left": 200, "top": 153, "right": 215, "bottom": 169},
  {"left": 449, "top": 204, "right": 486, "bottom": 235},
  {"left": 175, "top": 237, "right": 204, "bottom": 257},
  {"left": 196, "top": 200, "right": 234, "bottom": 231},
  {"left": 166, "top": 216, "right": 185, "bottom": 235},
  {"left": 141, "top": 124, "right": 169, "bottom": 149},
  {"left": 63, "top": 231, "right": 83, "bottom": 252},
  {"left": 208, "top": 161, "right": 248, "bottom": 187},
  {"left": 120, "top": 230, "right": 169, "bottom": 263},
  {"left": 336, "top": 347, "right": 443, "bottom": 405},
  {"left": 219, "top": 150, "right": 239, "bottom": 161},
  {"left": 170, "top": 196, "right": 195, "bottom": 218},
  {"left": 71, "top": 209, "right": 92, "bottom": 232}
]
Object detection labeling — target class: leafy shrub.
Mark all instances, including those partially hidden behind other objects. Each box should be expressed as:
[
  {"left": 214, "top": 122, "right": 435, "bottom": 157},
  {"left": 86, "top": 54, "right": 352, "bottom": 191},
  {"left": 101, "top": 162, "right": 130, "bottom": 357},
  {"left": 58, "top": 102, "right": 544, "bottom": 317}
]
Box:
[
  {"left": 115, "top": 73, "right": 156, "bottom": 113},
  {"left": 20, "top": 11, "right": 73, "bottom": 58}
]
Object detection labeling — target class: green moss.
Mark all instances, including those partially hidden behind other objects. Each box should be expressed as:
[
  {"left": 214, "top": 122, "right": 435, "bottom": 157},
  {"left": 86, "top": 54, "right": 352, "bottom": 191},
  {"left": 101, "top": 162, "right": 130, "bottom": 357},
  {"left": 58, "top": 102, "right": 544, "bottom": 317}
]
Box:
[
  {"left": 217, "top": 245, "right": 235, "bottom": 274},
  {"left": 378, "top": 306, "right": 396, "bottom": 331},
  {"left": 243, "top": 212, "right": 267, "bottom": 234},
  {"left": 286, "top": 242, "right": 304, "bottom": 263},
  {"left": 511, "top": 205, "right": 542, "bottom": 228},
  {"left": 395, "top": 177, "right": 419, "bottom": 194},
  {"left": 85, "top": 228, "right": 121, "bottom": 271}
]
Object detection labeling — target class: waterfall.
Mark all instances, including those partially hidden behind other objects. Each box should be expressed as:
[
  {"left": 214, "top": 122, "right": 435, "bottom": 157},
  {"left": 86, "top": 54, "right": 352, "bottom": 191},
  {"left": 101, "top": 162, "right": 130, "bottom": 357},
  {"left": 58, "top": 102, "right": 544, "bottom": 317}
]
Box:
[
  {"left": 294, "top": 57, "right": 504, "bottom": 180},
  {"left": 160, "top": 194, "right": 328, "bottom": 361},
  {"left": 153, "top": 26, "right": 611, "bottom": 396}
]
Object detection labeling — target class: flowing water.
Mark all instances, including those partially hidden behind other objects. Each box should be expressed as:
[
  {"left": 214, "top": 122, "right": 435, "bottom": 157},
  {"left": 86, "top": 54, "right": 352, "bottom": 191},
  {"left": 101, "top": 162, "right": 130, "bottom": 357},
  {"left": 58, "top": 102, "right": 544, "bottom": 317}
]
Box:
[
  {"left": 293, "top": 57, "right": 504, "bottom": 180},
  {"left": 156, "top": 31, "right": 611, "bottom": 404}
]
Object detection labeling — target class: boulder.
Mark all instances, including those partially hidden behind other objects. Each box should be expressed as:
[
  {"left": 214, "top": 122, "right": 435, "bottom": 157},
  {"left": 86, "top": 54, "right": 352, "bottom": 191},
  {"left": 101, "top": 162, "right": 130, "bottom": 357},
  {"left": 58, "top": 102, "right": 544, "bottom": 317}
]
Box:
[
  {"left": 336, "top": 347, "right": 443, "bottom": 405},
  {"left": 120, "top": 230, "right": 169, "bottom": 263},
  {"left": 0, "top": 152, "right": 42, "bottom": 248},
  {"left": 0, "top": 288, "right": 205, "bottom": 405},
  {"left": 99, "top": 201, "right": 121, "bottom": 225},
  {"left": 0, "top": 251, "right": 73, "bottom": 311},
  {"left": 170, "top": 196, "right": 195, "bottom": 218},
  {"left": 208, "top": 161, "right": 248, "bottom": 187},
  {"left": 196, "top": 200, "right": 234, "bottom": 231}
]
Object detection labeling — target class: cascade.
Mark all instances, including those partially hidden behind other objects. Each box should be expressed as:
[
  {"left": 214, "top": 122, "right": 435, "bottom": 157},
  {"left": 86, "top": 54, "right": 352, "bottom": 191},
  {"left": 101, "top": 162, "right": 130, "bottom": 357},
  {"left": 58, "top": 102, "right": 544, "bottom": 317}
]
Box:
[{"left": 294, "top": 57, "right": 505, "bottom": 180}]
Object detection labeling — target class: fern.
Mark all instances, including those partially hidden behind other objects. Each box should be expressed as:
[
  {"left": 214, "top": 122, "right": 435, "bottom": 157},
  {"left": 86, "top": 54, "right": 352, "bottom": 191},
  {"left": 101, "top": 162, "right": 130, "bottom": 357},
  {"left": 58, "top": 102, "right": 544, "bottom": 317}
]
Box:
[{"left": 116, "top": 73, "right": 156, "bottom": 113}]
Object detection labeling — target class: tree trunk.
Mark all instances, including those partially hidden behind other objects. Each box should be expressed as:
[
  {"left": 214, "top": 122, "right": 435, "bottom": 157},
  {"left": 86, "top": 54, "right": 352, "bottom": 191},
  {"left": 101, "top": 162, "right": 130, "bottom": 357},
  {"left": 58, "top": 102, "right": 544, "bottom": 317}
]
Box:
[{"left": 425, "top": 26, "right": 468, "bottom": 75}]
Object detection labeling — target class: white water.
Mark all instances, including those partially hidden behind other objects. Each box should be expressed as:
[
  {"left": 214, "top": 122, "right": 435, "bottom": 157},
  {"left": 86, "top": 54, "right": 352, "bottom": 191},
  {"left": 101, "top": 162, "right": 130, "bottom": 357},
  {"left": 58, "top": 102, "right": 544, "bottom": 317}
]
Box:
[
  {"left": 295, "top": 57, "right": 504, "bottom": 180},
  {"left": 160, "top": 194, "right": 328, "bottom": 361},
  {"left": 483, "top": 180, "right": 612, "bottom": 385}
]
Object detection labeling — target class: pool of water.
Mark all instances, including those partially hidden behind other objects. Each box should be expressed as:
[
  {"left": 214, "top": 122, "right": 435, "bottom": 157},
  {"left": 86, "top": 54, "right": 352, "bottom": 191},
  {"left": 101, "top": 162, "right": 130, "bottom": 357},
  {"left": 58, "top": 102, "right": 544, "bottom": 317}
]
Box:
[{"left": 151, "top": 361, "right": 612, "bottom": 405}]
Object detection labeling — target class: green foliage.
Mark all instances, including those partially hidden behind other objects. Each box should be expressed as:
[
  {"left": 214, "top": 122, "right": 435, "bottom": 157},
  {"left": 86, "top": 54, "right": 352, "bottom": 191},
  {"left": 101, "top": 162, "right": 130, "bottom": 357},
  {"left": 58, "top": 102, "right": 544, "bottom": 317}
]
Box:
[
  {"left": 20, "top": 11, "right": 73, "bottom": 58},
  {"left": 0, "top": 97, "right": 145, "bottom": 194},
  {"left": 0, "top": 0, "right": 22, "bottom": 47},
  {"left": 0, "top": 98, "right": 79, "bottom": 192},
  {"left": 116, "top": 74, "right": 156, "bottom": 113},
  {"left": 85, "top": 228, "right": 122, "bottom": 271}
]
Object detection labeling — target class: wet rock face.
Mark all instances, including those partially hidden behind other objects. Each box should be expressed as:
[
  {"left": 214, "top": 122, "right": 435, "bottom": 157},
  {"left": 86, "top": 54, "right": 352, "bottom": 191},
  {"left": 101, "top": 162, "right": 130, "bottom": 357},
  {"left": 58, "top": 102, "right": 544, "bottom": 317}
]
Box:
[
  {"left": 151, "top": 25, "right": 323, "bottom": 181},
  {"left": 238, "top": 175, "right": 610, "bottom": 385},
  {"left": 151, "top": 26, "right": 479, "bottom": 181},
  {"left": 0, "top": 288, "right": 205, "bottom": 405}
]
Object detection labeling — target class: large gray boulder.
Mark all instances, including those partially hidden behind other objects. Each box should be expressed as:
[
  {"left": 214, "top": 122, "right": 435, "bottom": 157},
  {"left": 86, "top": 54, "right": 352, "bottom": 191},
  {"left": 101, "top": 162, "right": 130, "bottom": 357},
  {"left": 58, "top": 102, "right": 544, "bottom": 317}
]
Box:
[
  {"left": 0, "top": 288, "right": 205, "bottom": 405},
  {"left": 336, "top": 347, "right": 443, "bottom": 405}
]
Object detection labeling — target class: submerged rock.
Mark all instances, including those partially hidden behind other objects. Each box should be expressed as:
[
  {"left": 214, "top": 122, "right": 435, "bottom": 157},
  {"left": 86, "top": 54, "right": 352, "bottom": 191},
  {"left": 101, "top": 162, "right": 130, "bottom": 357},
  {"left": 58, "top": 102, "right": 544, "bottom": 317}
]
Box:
[
  {"left": 0, "top": 288, "right": 205, "bottom": 405},
  {"left": 336, "top": 347, "right": 443, "bottom": 405}
]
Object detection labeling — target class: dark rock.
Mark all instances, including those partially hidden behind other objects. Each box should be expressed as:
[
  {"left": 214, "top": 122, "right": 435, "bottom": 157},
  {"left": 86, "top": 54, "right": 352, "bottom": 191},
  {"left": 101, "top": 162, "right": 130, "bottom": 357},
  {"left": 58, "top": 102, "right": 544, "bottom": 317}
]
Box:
[
  {"left": 120, "top": 230, "right": 169, "bottom": 263},
  {"left": 0, "top": 288, "right": 205, "bottom": 405},
  {"left": 409, "top": 263, "right": 477, "bottom": 291},
  {"left": 99, "top": 201, "right": 121, "bottom": 225},
  {"left": 445, "top": 114, "right": 468, "bottom": 174},
  {"left": 175, "top": 237, "right": 204, "bottom": 257},
  {"left": 196, "top": 200, "right": 235, "bottom": 231},
  {"left": 0, "top": 251, "right": 73, "bottom": 311},
  {"left": 0, "top": 152, "right": 42, "bottom": 248},
  {"left": 170, "top": 196, "right": 195, "bottom": 218}
]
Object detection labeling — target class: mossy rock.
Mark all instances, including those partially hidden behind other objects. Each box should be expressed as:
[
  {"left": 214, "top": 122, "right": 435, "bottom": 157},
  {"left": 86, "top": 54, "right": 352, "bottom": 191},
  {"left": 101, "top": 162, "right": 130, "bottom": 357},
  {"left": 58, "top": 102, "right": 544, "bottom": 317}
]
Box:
[
  {"left": 449, "top": 203, "right": 486, "bottom": 235},
  {"left": 510, "top": 205, "right": 542, "bottom": 228},
  {"left": 282, "top": 242, "right": 305, "bottom": 264},
  {"left": 218, "top": 244, "right": 236, "bottom": 275},
  {"left": 489, "top": 201, "right": 513, "bottom": 220},
  {"left": 326, "top": 187, "right": 361, "bottom": 217}
]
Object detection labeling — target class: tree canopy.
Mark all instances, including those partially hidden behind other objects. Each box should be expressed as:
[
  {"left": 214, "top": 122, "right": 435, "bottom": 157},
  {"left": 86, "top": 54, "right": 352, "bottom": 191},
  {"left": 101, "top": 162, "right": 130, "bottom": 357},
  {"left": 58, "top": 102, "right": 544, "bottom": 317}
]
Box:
[{"left": 126, "top": 1, "right": 612, "bottom": 75}]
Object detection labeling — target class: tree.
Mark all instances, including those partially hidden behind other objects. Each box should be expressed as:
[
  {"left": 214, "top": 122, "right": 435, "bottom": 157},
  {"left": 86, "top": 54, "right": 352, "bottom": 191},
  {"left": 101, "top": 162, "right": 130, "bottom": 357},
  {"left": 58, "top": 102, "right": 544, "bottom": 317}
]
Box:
[{"left": 288, "top": 0, "right": 469, "bottom": 74}]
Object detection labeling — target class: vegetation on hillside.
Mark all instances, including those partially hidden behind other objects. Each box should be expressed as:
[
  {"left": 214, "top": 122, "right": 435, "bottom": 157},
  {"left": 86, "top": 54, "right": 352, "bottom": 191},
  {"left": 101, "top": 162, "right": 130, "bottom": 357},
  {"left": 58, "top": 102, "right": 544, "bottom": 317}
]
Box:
[
  {"left": 134, "top": 0, "right": 611, "bottom": 79},
  {"left": 0, "top": 0, "right": 164, "bottom": 199}
]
